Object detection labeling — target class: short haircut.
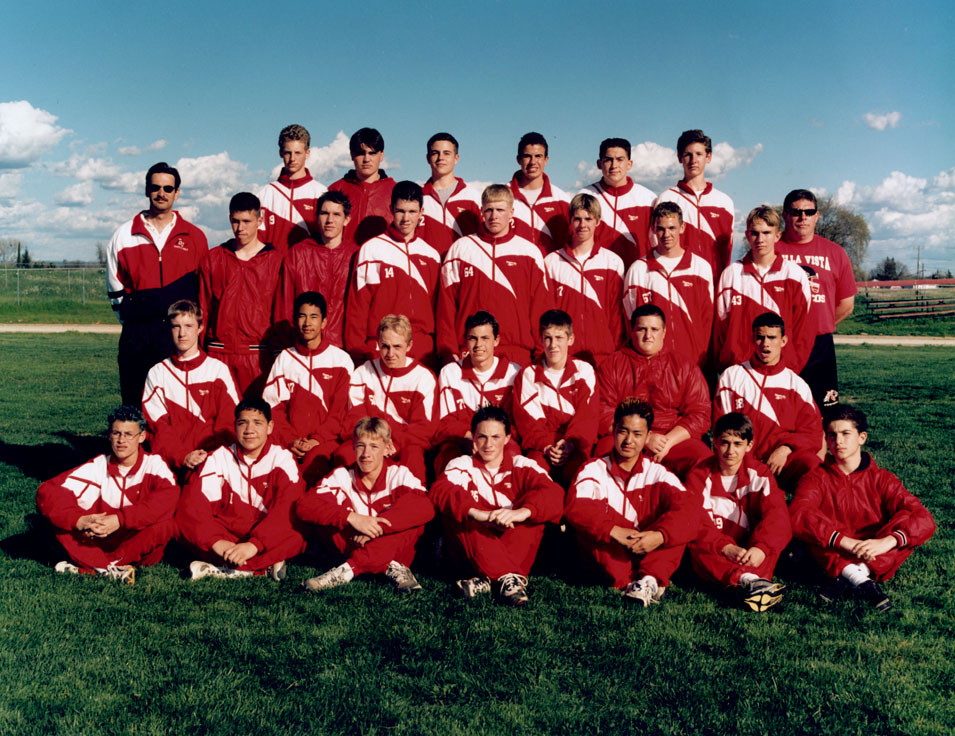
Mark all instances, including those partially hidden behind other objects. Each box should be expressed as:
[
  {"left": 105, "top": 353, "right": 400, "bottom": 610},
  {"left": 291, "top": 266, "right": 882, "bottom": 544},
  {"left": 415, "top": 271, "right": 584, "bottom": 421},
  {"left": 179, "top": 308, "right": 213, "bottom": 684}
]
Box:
[
  {"left": 108, "top": 405, "right": 147, "bottom": 433},
  {"left": 752, "top": 311, "right": 786, "bottom": 335},
  {"left": 317, "top": 190, "right": 352, "bottom": 217},
  {"left": 824, "top": 404, "right": 868, "bottom": 433},
  {"left": 784, "top": 189, "right": 818, "bottom": 211},
  {"left": 652, "top": 201, "right": 683, "bottom": 225},
  {"left": 229, "top": 192, "right": 261, "bottom": 215},
  {"left": 167, "top": 299, "right": 202, "bottom": 324},
  {"left": 677, "top": 129, "right": 712, "bottom": 157},
  {"left": 427, "top": 132, "right": 459, "bottom": 153},
  {"left": 471, "top": 404, "right": 510, "bottom": 435},
  {"left": 465, "top": 310, "right": 499, "bottom": 338},
  {"left": 235, "top": 397, "right": 271, "bottom": 422},
  {"left": 278, "top": 124, "right": 310, "bottom": 150},
  {"left": 146, "top": 162, "right": 181, "bottom": 190},
  {"left": 481, "top": 184, "right": 514, "bottom": 208},
  {"left": 294, "top": 291, "right": 327, "bottom": 319},
  {"left": 613, "top": 397, "right": 654, "bottom": 430},
  {"left": 746, "top": 205, "right": 782, "bottom": 231},
  {"left": 630, "top": 303, "right": 666, "bottom": 328},
  {"left": 378, "top": 313, "right": 412, "bottom": 341},
  {"left": 349, "top": 127, "right": 384, "bottom": 156},
  {"left": 539, "top": 309, "right": 573, "bottom": 335},
  {"left": 569, "top": 192, "right": 601, "bottom": 221},
  {"left": 391, "top": 180, "right": 423, "bottom": 208},
  {"left": 599, "top": 137, "right": 632, "bottom": 159},
  {"left": 353, "top": 416, "right": 392, "bottom": 443},
  {"left": 714, "top": 412, "right": 754, "bottom": 443},
  {"left": 518, "top": 131, "right": 548, "bottom": 157}
]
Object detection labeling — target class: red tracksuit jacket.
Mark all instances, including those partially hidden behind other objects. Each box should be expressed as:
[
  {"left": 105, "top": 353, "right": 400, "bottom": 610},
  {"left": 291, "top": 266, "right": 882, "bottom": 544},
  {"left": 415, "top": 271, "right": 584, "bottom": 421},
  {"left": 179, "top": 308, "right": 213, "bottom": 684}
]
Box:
[
  {"left": 513, "top": 358, "right": 598, "bottom": 454},
  {"left": 581, "top": 178, "right": 657, "bottom": 269},
  {"left": 420, "top": 178, "right": 482, "bottom": 256},
  {"left": 509, "top": 173, "right": 570, "bottom": 255},
  {"left": 257, "top": 169, "right": 327, "bottom": 252},
  {"left": 346, "top": 358, "right": 437, "bottom": 449},
  {"left": 435, "top": 356, "right": 520, "bottom": 445},
  {"left": 328, "top": 170, "right": 395, "bottom": 247},
  {"left": 654, "top": 182, "right": 734, "bottom": 277}
]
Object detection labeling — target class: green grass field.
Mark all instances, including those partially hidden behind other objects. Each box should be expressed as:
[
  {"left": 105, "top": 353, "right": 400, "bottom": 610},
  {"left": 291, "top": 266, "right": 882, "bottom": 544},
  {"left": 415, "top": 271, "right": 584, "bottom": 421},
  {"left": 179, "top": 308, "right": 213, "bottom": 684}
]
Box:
[{"left": 0, "top": 335, "right": 952, "bottom": 735}]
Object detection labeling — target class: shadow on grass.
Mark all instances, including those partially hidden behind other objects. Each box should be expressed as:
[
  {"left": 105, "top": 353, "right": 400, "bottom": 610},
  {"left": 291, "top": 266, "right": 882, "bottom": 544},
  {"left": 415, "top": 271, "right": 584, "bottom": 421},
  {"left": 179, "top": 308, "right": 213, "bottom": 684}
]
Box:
[
  {"left": 0, "top": 432, "right": 105, "bottom": 481},
  {"left": 0, "top": 513, "right": 61, "bottom": 565}
]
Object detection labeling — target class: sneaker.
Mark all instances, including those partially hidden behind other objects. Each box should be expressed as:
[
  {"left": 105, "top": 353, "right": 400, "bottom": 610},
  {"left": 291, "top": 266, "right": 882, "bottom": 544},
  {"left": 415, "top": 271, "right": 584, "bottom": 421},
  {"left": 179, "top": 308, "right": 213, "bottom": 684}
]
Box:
[
  {"left": 54, "top": 560, "right": 80, "bottom": 575},
  {"left": 189, "top": 560, "right": 228, "bottom": 580},
  {"left": 818, "top": 575, "right": 853, "bottom": 603},
  {"left": 855, "top": 579, "right": 893, "bottom": 611},
  {"left": 104, "top": 563, "right": 136, "bottom": 586},
  {"left": 384, "top": 561, "right": 422, "bottom": 594},
  {"left": 622, "top": 579, "right": 665, "bottom": 607},
  {"left": 269, "top": 560, "right": 288, "bottom": 582},
  {"left": 303, "top": 562, "right": 354, "bottom": 592},
  {"left": 493, "top": 573, "right": 529, "bottom": 606},
  {"left": 456, "top": 576, "right": 492, "bottom": 600},
  {"left": 741, "top": 578, "right": 786, "bottom": 612}
]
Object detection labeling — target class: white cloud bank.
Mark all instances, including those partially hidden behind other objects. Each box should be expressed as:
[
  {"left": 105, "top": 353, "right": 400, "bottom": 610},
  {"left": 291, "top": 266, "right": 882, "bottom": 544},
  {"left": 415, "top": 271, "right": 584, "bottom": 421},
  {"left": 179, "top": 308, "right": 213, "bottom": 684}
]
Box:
[
  {"left": 118, "top": 139, "right": 167, "bottom": 156},
  {"left": 863, "top": 111, "right": 901, "bottom": 131},
  {"left": 0, "top": 101, "right": 70, "bottom": 168}
]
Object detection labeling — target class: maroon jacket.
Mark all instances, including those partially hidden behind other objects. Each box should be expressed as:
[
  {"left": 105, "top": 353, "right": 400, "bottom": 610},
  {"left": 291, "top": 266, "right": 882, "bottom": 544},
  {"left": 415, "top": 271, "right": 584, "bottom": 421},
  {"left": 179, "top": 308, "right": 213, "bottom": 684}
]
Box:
[{"left": 328, "top": 170, "right": 396, "bottom": 247}]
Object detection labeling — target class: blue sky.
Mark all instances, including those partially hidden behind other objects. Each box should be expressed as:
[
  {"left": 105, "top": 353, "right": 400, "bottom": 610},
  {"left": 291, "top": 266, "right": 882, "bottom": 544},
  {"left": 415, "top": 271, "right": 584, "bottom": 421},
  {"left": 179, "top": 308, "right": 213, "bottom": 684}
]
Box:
[{"left": 1, "top": 0, "right": 953, "bottom": 273}]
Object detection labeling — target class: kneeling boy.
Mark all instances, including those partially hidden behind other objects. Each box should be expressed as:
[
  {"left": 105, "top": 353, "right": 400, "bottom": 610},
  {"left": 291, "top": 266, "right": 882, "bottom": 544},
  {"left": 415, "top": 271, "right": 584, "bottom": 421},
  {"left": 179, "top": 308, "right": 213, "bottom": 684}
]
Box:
[
  {"left": 688, "top": 413, "right": 791, "bottom": 611},
  {"left": 36, "top": 406, "right": 179, "bottom": 584},
  {"left": 565, "top": 399, "right": 698, "bottom": 606},
  {"left": 298, "top": 417, "right": 435, "bottom": 593},
  {"left": 177, "top": 398, "right": 306, "bottom": 579},
  {"left": 790, "top": 405, "right": 935, "bottom": 611},
  {"left": 431, "top": 406, "right": 564, "bottom": 606}
]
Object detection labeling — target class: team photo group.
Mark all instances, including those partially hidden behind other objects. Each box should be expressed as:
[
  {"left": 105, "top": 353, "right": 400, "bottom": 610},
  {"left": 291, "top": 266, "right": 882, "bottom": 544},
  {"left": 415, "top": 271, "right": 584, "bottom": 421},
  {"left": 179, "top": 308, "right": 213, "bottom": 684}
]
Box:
[{"left": 35, "top": 124, "right": 935, "bottom": 612}]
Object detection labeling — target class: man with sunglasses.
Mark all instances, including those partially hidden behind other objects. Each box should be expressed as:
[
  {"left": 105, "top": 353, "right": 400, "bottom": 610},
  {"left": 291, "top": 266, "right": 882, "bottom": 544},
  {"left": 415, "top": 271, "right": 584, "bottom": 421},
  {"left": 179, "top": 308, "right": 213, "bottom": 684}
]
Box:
[
  {"left": 107, "top": 162, "right": 209, "bottom": 405},
  {"left": 775, "top": 190, "right": 857, "bottom": 407}
]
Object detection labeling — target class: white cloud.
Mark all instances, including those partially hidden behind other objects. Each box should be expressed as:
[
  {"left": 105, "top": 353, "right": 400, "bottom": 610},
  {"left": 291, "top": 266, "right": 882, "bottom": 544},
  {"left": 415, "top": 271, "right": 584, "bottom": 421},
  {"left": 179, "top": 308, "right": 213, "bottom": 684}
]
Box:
[
  {"left": 173, "top": 152, "right": 248, "bottom": 231},
  {"left": 0, "top": 171, "right": 22, "bottom": 199},
  {"left": 54, "top": 181, "right": 95, "bottom": 207},
  {"left": 0, "top": 100, "right": 71, "bottom": 168},
  {"left": 118, "top": 139, "right": 167, "bottom": 156},
  {"left": 863, "top": 111, "right": 901, "bottom": 131},
  {"left": 708, "top": 142, "right": 763, "bottom": 179}
]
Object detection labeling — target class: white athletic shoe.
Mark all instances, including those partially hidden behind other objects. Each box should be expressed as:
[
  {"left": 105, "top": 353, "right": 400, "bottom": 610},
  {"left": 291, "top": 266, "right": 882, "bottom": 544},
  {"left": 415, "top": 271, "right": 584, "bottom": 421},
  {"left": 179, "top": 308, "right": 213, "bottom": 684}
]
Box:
[
  {"left": 303, "top": 562, "right": 354, "bottom": 592},
  {"left": 104, "top": 563, "right": 136, "bottom": 586},
  {"left": 269, "top": 560, "right": 288, "bottom": 582},
  {"left": 622, "top": 578, "right": 665, "bottom": 607},
  {"left": 456, "top": 577, "right": 492, "bottom": 600},
  {"left": 188, "top": 561, "right": 253, "bottom": 580},
  {"left": 494, "top": 573, "right": 529, "bottom": 606},
  {"left": 54, "top": 560, "right": 80, "bottom": 575},
  {"left": 384, "top": 561, "right": 422, "bottom": 594}
]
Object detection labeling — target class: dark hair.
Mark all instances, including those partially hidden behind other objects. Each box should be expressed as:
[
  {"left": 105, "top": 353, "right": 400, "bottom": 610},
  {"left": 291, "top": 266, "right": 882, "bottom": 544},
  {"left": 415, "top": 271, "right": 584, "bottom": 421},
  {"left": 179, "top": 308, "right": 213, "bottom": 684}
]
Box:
[
  {"left": 294, "top": 291, "right": 327, "bottom": 319},
  {"left": 229, "top": 192, "right": 261, "bottom": 215},
  {"left": 391, "top": 180, "right": 424, "bottom": 208},
  {"left": 824, "top": 404, "right": 868, "bottom": 433},
  {"left": 518, "top": 131, "right": 548, "bottom": 157},
  {"left": 784, "top": 189, "right": 818, "bottom": 211},
  {"left": 317, "top": 190, "right": 352, "bottom": 217},
  {"left": 465, "top": 310, "right": 499, "bottom": 338},
  {"left": 676, "top": 129, "right": 712, "bottom": 157},
  {"left": 630, "top": 303, "right": 666, "bottom": 328},
  {"left": 471, "top": 404, "right": 510, "bottom": 435},
  {"left": 539, "top": 309, "right": 572, "bottom": 334},
  {"left": 599, "top": 137, "right": 631, "bottom": 159},
  {"left": 349, "top": 127, "right": 384, "bottom": 156},
  {"left": 145, "top": 162, "right": 181, "bottom": 190},
  {"left": 427, "top": 132, "right": 459, "bottom": 153},
  {"left": 235, "top": 397, "right": 271, "bottom": 422},
  {"left": 714, "top": 412, "right": 754, "bottom": 442},
  {"left": 652, "top": 201, "right": 683, "bottom": 224},
  {"left": 613, "top": 398, "right": 654, "bottom": 429},
  {"left": 752, "top": 311, "right": 786, "bottom": 336},
  {"left": 108, "top": 405, "right": 147, "bottom": 433}
]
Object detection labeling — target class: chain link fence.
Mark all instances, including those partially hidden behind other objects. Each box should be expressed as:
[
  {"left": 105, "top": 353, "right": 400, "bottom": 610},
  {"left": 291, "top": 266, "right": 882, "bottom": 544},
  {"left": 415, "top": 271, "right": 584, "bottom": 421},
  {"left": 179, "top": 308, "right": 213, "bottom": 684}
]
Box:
[{"left": 0, "top": 267, "right": 105, "bottom": 305}]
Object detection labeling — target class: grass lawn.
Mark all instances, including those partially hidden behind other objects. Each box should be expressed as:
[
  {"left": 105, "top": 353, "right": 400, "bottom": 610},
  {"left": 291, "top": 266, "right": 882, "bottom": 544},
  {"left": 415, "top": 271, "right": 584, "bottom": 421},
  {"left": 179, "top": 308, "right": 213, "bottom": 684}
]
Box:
[{"left": 0, "top": 335, "right": 952, "bottom": 735}]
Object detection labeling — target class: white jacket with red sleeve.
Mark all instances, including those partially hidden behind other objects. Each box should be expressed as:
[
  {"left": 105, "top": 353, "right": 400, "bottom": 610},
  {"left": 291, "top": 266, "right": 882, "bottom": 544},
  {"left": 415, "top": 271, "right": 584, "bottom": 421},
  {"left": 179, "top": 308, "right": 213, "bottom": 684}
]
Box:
[
  {"left": 544, "top": 245, "right": 625, "bottom": 366},
  {"left": 581, "top": 178, "right": 656, "bottom": 269},
  {"left": 36, "top": 451, "right": 179, "bottom": 532},
  {"left": 714, "top": 254, "right": 812, "bottom": 372},
  {"left": 714, "top": 359, "right": 822, "bottom": 462},
  {"left": 420, "top": 178, "right": 482, "bottom": 256},
  {"left": 653, "top": 182, "right": 734, "bottom": 277},
  {"left": 346, "top": 358, "right": 437, "bottom": 450},
  {"left": 513, "top": 358, "right": 598, "bottom": 454},
  {"left": 256, "top": 169, "right": 327, "bottom": 252}
]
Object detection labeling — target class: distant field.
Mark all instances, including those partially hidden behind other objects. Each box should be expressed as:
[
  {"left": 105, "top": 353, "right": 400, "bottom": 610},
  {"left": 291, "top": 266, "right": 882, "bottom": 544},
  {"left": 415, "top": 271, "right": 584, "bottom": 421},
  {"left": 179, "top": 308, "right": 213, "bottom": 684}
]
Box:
[
  {"left": 0, "top": 334, "right": 951, "bottom": 735},
  {"left": 839, "top": 287, "right": 955, "bottom": 336},
  {"left": 0, "top": 268, "right": 114, "bottom": 323}
]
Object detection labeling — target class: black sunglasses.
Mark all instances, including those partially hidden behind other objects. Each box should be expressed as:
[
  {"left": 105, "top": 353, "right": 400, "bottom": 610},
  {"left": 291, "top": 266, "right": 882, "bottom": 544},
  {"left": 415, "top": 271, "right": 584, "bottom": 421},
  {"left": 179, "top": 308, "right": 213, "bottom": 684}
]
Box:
[
  {"left": 787, "top": 207, "right": 817, "bottom": 217},
  {"left": 147, "top": 184, "right": 177, "bottom": 194}
]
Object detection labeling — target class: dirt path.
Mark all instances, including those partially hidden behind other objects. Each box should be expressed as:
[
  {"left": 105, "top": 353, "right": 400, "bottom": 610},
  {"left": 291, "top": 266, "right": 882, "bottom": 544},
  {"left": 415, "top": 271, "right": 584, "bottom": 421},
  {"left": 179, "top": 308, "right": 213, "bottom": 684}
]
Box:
[{"left": 0, "top": 323, "right": 121, "bottom": 334}]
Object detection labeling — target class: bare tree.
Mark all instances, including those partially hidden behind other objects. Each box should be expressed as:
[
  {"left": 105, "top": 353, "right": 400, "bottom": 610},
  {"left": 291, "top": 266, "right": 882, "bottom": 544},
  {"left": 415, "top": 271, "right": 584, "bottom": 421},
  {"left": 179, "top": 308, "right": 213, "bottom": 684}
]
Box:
[
  {"left": 94, "top": 241, "right": 108, "bottom": 266},
  {"left": 775, "top": 197, "right": 871, "bottom": 279}
]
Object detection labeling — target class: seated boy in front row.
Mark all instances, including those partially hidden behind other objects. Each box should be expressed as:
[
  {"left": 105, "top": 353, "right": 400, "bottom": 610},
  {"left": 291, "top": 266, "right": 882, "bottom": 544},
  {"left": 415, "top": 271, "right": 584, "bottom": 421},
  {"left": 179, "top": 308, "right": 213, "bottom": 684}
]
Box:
[
  {"left": 790, "top": 405, "right": 935, "bottom": 611},
  {"left": 688, "top": 412, "right": 791, "bottom": 612},
  {"left": 36, "top": 406, "right": 179, "bottom": 585},
  {"left": 177, "top": 397, "right": 306, "bottom": 580},
  {"left": 297, "top": 417, "right": 434, "bottom": 594},
  {"left": 565, "top": 398, "right": 698, "bottom": 607}
]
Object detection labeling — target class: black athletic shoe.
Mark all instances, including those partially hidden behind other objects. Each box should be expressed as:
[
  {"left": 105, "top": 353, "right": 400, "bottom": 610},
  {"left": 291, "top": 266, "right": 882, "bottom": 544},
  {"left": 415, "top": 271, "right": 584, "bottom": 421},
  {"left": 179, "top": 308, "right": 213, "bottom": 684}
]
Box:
[
  {"left": 855, "top": 579, "right": 893, "bottom": 611},
  {"left": 818, "top": 576, "right": 853, "bottom": 603}
]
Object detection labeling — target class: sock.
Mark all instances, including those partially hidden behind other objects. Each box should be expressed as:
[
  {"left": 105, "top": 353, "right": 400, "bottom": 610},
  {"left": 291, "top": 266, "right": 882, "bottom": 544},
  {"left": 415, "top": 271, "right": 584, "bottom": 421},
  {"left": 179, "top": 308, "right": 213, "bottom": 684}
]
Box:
[
  {"left": 739, "top": 572, "right": 759, "bottom": 589},
  {"left": 840, "top": 562, "right": 871, "bottom": 587}
]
